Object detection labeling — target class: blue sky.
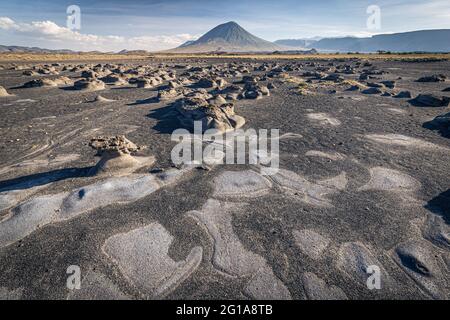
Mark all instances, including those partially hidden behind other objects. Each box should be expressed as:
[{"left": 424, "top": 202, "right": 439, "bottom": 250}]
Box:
[{"left": 1, "top": 0, "right": 449, "bottom": 51}]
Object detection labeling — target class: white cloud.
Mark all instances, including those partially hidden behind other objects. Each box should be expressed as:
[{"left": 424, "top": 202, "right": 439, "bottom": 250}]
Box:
[
  {"left": 0, "top": 17, "right": 197, "bottom": 52},
  {"left": 0, "top": 17, "right": 16, "bottom": 30},
  {"left": 379, "top": 0, "right": 450, "bottom": 29}
]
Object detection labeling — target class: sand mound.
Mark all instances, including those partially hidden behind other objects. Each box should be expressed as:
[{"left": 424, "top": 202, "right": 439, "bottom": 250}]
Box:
[
  {"left": 416, "top": 74, "right": 446, "bottom": 82},
  {"left": 23, "top": 79, "right": 57, "bottom": 88},
  {"left": 135, "top": 77, "right": 162, "bottom": 88},
  {"left": 21, "top": 76, "right": 71, "bottom": 88},
  {"left": 93, "top": 95, "right": 116, "bottom": 103},
  {"left": 100, "top": 74, "right": 128, "bottom": 86},
  {"left": 0, "top": 86, "right": 11, "bottom": 97},
  {"left": 241, "top": 83, "right": 270, "bottom": 100},
  {"left": 362, "top": 87, "right": 383, "bottom": 95},
  {"left": 53, "top": 76, "right": 73, "bottom": 86},
  {"left": 22, "top": 70, "right": 38, "bottom": 76},
  {"left": 74, "top": 79, "right": 105, "bottom": 91},
  {"left": 175, "top": 98, "right": 245, "bottom": 134},
  {"left": 37, "top": 66, "right": 58, "bottom": 75},
  {"left": 196, "top": 78, "right": 219, "bottom": 89},
  {"left": 157, "top": 88, "right": 185, "bottom": 101},
  {"left": 394, "top": 91, "right": 412, "bottom": 99},
  {"left": 412, "top": 94, "right": 450, "bottom": 107},
  {"left": 90, "top": 135, "right": 139, "bottom": 154},
  {"left": 89, "top": 136, "right": 150, "bottom": 175}
]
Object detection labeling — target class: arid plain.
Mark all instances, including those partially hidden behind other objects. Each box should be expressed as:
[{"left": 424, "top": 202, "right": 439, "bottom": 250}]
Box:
[{"left": 0, "top": 53, "right": 449, "bottom": 300}]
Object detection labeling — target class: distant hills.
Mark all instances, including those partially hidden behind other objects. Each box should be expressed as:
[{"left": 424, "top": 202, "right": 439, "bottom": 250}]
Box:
[
  {"left": 167, "top": 21, "right": 283, "bottom": 53},
  {"left": 2, "top": 25, "right": 449, "bottom": 54},
  {"left": 0, "top": 45, "right": 77, "bottom": 54},
  {"left": 274, "top": 38, "right": 320, "bottom": 48},
  {"left": 117, "top": 49, "right": 150, "bottom": 55},
  {"left": 0, "top": 45, "right": 111, "bottom": 54},
  {"left": 169, "top": 24, "right": 450, "bottom": 53},
  {"left": 276, "top": 29, "right": 450, "bottom": 53},
  {"left": 0, "top": 45, "right": 141, "bottom": 55}
]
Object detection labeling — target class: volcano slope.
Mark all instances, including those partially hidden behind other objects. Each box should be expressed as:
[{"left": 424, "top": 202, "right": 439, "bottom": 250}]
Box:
[
  {"left": 0, "top": 57, "right": 449, "bottom": 300},
  {"left": 167, "top": 21, "right": 282, "bottom": 53}
]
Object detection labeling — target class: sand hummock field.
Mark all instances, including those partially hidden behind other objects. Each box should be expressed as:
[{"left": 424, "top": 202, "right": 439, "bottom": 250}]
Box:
[{"left": 0, "top": 56, "right": 449, "bottom": 300}]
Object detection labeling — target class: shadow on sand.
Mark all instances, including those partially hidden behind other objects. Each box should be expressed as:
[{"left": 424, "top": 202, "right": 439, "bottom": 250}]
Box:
[
  {"left": 425, "top": 189, "right": 450, "bottom": 224},
  {"left": 127, "top": 97, "right": 160, "bottom": 106},
  {"left": 423, "top": 113, "right": 450, "bottom": 138},
  {"left": 146, "top": 103, "right": 183, "bottom": 134},
  {"left": 0, "top": 166, "right": 94, "bottom": 193}
]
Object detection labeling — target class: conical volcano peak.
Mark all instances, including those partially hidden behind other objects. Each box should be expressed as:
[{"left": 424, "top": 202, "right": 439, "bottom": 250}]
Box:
[
  {"left": 170, "top": 21, "right": 282, "bottom": 53},
  {"left": 211, "top": 21, "right": 242, "bottom": 31},
  {"left": 196, "top": 21, "right": 259, "bottom": 44},
  {"left": 221, "top": 21, "right": 240, "bottom": 27}
]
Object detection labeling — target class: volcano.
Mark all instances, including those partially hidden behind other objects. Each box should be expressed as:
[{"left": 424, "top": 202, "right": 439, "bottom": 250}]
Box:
[{"left": 167, "top": 21, "right": 282, "bottom": 53}]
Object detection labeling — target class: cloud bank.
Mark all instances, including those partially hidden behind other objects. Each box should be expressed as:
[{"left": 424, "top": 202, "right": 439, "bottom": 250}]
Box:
[{"left": 0, "top": 17, "right": 197, "bottom": 52}]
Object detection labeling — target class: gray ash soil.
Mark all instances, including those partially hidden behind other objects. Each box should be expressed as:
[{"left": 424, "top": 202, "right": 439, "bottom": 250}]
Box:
[{"left": 0, "top": 58, "right": 448, "bottom": 300}]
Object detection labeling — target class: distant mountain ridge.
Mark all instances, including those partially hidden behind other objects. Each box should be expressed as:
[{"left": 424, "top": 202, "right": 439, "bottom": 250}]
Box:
[
  {"left": 0, "top": 45, "right": 77, "bottom": 54},
  {"left": 3, "top": 27, "right": 449, "bottom": 54},
  {"left": 274, "top": 39, "right": 319, "bottom": 49},
  {"left": 276, "top": 29, "right": 450, "bottom": 53},
  {"left": 0, "top": 45, "right": 130, "bottom": 55},
  {"left": 167, "top": 21, "right": 283, "bottom": 53}
]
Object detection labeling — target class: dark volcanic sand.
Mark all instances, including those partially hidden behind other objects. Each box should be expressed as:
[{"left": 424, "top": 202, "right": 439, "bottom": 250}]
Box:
[{"left": 0, "top": 58, "right": 448, "bottom": 300}]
